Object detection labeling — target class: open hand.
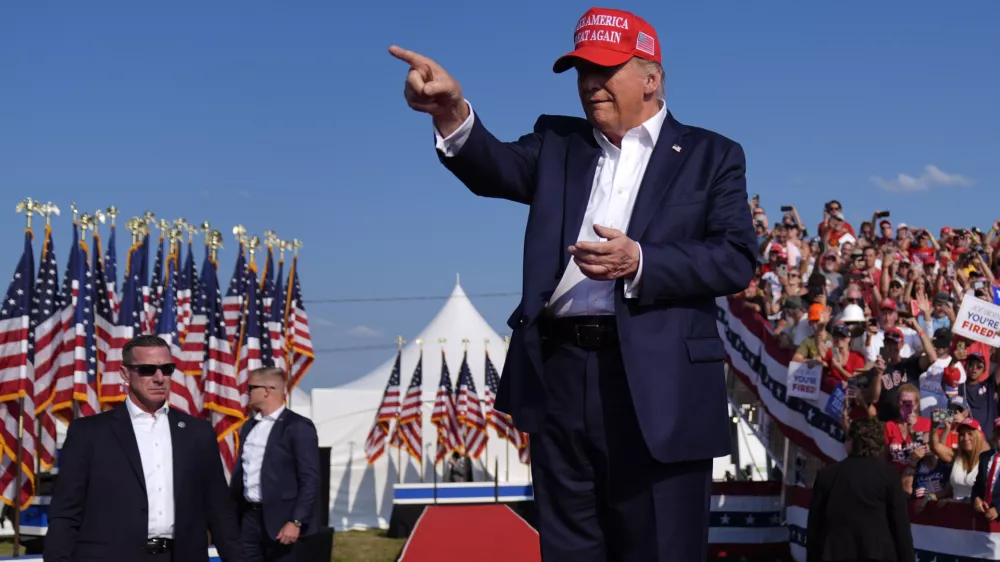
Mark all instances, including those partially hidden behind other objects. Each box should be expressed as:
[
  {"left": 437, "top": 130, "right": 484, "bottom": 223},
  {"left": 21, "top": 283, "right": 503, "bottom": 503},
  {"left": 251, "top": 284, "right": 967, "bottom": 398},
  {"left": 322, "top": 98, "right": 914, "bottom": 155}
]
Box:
[
  {"left": 569, "top": 225, "right": 640, "bottom": 281},
  {"left": 276, "top": 522, "right": 301, "bottom": 545},
  {"left": 389, "top": 45, "right": 468, "bottom": 134}
]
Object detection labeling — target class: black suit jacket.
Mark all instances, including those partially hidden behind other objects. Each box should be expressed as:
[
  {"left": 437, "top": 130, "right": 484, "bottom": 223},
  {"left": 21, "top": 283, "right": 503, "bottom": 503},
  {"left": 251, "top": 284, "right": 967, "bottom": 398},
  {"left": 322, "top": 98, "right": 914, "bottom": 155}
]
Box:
[
  {"left": 230, "top": 407, "right": 321, "bottom": 539},
  {"left": 439, "top": 109, "right": 757, "bottom": 463},
  {"left": 971, "top": 450, "right": 999, "bottom": 508},
  {"left": 44, "top": 404, "right": 241, "bottom": 562},
  {"left": 806, "top": 456, "right": 914, "bottom": 562}
]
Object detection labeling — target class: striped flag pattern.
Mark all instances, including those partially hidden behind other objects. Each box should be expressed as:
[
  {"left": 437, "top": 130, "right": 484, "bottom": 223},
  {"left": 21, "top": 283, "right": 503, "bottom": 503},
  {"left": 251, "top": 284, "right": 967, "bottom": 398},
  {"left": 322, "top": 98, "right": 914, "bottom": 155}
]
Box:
[
  {"left": 104, "top": 223, "right": 119, "bottom": 322},
  {"left": 50, "top": 224, "right": 81, "bottom": 423},
  {"left": 91, "top": 230, "right": 116, "bottom": 407},
  {"left": 176, "top": 241, "right": 197, "bottom": 345},
  {"left": 0, "top": 232, "right": 37, "bottom": 510},
  {"left": 284, "top": 256, "right": 313, "bottom": 390},
  {"left": 389, "top": 352, "right": 423, "bottom": 464},
  {"left": 266, "top": 254, "right": 286, "bottom": 372},
  {"left": 234, "top": 261, "right": 271, "bottom": 414},
  {"left": 144, "top": 235, "right": 164, "bottom": 335},
  {"left": 71, "top": 241, "right": 100, "bottom": 417},
  {"left": 99, "top": 234, "right": 145, "bottom": 408},
  {"left": 365, "top": 350, "right": 401, "bottom": 464},
  {"left": 431, "top": 350, "right": 461, "bottom": 463},
  {"left": 159, "top": 249, "right": 199, "bottom": 416},
  {"left": 222, "top": 246, "right": 245, "bottom": 344},
  {"left": 483, "top": 353, "right": 529, "bottom": 464},
  {"left": 198, "top": 256, "right": 242, "bottom": 482},
  {"left": 31, "top": 226, "right": 61, "bottom": 470},
  {"left": 455, "top": 351, "right": 488, "bottom": 459}
]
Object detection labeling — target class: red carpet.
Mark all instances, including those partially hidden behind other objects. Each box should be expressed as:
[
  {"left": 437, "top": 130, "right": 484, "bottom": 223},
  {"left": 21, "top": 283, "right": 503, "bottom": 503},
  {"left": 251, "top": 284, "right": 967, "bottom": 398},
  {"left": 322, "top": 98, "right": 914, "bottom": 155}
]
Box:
[{"left": 398, "top": 505, "right": 541, "bottom": 562}]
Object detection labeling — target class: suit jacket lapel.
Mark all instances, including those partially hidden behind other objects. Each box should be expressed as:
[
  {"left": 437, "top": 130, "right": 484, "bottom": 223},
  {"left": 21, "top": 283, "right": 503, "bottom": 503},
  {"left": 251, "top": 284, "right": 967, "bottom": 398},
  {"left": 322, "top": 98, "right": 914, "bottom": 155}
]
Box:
[
  {"left": 111, "top": 404, "right": 146, "bottom": 494},
  {"left": 560, "top": 131, "right": 602, "bottom": 276},
  {"left": 626, "top": 112, "right": 691, "bottom": 242},
  {"left": 168, "top": 410, "right": 189, "bottom": 498}
]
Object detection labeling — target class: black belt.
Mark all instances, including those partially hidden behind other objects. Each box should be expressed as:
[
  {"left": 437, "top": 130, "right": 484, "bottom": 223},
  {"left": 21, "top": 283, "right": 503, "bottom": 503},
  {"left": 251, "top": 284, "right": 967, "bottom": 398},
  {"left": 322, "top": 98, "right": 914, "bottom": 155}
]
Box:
[
  {"left": 144, "top": 537, "right": 172, "bottom": 554},
  {"left": 246, "top": 501, "right": 264, "bottom": 511},
  {"left": 540, "top": 315, "right": 618, "bottom": 350}
]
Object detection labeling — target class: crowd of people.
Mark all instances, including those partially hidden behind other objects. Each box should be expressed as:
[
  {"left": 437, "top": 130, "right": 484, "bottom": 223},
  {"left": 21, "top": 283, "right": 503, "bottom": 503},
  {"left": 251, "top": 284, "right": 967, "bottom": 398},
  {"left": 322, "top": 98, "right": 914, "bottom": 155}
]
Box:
[{"left": 737, "top": 197, "right": 1000, "bottom": 520}]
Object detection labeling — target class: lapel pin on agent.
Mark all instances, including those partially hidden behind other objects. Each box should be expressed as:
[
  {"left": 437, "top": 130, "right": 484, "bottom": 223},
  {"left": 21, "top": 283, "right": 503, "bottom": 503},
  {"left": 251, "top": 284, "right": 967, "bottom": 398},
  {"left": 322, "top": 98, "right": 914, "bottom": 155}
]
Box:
[
  {"left": 672, "top": 144, "right": 682, "bottom": 152},
  {"left": 178, "top": 421, "right": 186, "bottom": 428}
]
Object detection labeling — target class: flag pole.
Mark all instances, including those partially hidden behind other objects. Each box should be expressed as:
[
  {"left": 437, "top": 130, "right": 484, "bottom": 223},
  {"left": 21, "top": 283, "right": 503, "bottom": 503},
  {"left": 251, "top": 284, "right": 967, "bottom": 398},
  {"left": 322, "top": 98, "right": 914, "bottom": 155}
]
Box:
[
  {"left": 13, "top": 396, "right": 25, "bottom": 557},
  {"left": 503, "top": 336, "right": 511, "bottom": 482},
  {"left": 12, "top": 199, "right": 41, "bottom": 558}
]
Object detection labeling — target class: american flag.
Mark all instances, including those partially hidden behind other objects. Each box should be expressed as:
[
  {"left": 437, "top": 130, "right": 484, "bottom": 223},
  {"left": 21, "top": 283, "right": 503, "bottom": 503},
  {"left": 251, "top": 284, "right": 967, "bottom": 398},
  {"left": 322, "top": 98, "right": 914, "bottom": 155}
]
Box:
[
  {"left": 483, "top": 352, "right": 511, "bottom": 438},
  {"left": 389, "top": 351, "right": 423, "bottom": 464},
  {"left": 284, "top": 256, "right": 313, "bottom": 390},
  {"left": 483, "top": 353, "right": 529, "bottom": 464},
  {"left": 31, "top": 226, "right": 62, "bottom": 470},
  {"left": 365, "top": 350, "right": 401, "bottom": 464},
  {"left": 144, "top": 234, "right": 164, "bottom": 335},
  {"left": 265, "top": 253, "right": 286, "bottom": 372},
  {"left": 222, "top": 247, "right": 246, "bottom": 344},
  {"left": 431, "top": 349, "right": 461, "bottom": 463},
  {"left": 104, "top": 223, "right": 119, "bottom": 322},
  {"left": 72, "top": 243, "right": 101, "bottom": 417},
  {"left": 636, "top": 31, "right": 655, "bottom": 56},
  {"left": 90, "top": 230, "right": 117, "bottom": 408},
  {"left": 159, "top": 249, "right": 200, "bottom": 416},
  {"left": 99, "top": 234, "right": 147, "bottom": 409},
  {"left": 455, "top": 352, "right": 487, "bottom": 459},
  {"left": 260, "top": 247, "right": 275, "bottom": 316},
  {"left": 50, "top": 223, "right": 81, "bottom": 422},
  {"left": 234, "top": 261, "right": 272, "bottom": 414},
  {"left": 197, "top": 256, "right": 242, "bottom": 482},
  {"left": 176, "top": 241, "right": 198, "bottom": 345},
  {"left": 0, "top": 231, "right": 37, "bottom": 510}
]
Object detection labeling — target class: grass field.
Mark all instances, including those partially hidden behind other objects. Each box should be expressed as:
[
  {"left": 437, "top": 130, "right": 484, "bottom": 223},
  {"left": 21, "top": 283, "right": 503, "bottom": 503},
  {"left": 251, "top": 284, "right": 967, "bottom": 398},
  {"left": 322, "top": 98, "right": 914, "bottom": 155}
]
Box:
[{"left": 0, "top": 531, "right": 407, "bottom": 561}]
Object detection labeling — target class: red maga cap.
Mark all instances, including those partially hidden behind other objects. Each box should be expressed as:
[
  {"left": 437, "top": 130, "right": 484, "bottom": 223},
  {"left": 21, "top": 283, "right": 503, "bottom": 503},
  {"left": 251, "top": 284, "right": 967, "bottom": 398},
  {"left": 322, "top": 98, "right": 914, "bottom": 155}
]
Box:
[{"left": 553, "top": 7, "right": 660, "bottom": 73}]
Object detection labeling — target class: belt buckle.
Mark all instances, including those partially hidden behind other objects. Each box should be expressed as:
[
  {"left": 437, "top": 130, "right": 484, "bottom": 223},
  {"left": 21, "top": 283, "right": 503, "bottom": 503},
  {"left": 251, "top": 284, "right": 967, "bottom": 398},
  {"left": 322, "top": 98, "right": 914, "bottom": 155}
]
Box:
[{"left": 573, "top": 324, "right": 602, "bottom": 349}]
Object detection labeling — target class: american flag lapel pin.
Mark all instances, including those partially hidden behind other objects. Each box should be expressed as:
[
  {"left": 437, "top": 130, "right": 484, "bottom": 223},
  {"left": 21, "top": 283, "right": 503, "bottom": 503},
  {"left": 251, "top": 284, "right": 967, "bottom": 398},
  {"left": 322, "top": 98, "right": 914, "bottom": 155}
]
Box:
[
  {"left": 178, "top": 421, "right": 186, "bottom": 428},
  {"left": 672, "top": 144, "right": 682, "bottom": 153}
]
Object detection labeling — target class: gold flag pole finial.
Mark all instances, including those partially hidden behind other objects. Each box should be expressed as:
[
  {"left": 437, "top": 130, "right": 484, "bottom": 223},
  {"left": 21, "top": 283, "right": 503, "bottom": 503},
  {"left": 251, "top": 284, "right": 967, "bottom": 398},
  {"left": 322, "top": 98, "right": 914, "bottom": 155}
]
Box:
[
  {"left": 41, "top": 202, "right": 60, "bottom": 227},
  {"left": 70, "top": 202, "right": 79, "bottom": 224},
  {"left": 438, "top": 337, "right": 446, "bottom": 349},
  {"left": 396, "top": 336, "right": 406, "bottom": 350},
  {"left": 93, "top": 209, "right": 106, "bottom": 229},
  {"left": 185, "top": 223, "right": 199, "bottom": 245},
  {"left": 416, "top": 338, "right": 424, "bottom": 349},
  {"left": 246, "top": 235, "right": 260, "bottom": 264},
  {"left": 291, "top": 239, "right": 302, "bottom": 258},
  {"left": 79, "top": 212, "right": 93, "bottom": 237},
  {"left": 232, "top": 225, "right": 247, "bottom": 247},
  {"left": 277, "top": 239, "right": 289, "bottom": 261},
  {"left": 15, "top": 198, "right": 42, "bottom": 230},
  {"left": 208, "top": 229, "right": 224, "bottom": 262},
  {"left": 263, "top": 230, "right": 279, "bottom": 249},
  {"left": 143, "top": 211, "right": 155, "bottom": 234},
  {"left": 462, "top": 338, "right": 469, "bottom": 352},
  {"left": 106, "top": 205, "right": 119, "bottom": 227}
]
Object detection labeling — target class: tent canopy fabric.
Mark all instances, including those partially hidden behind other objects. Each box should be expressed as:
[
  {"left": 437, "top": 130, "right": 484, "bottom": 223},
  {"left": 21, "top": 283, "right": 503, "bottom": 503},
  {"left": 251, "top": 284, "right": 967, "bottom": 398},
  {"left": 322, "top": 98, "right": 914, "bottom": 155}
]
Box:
[{"left": 311, "top": 279, "right": 532, "bottom": 530}]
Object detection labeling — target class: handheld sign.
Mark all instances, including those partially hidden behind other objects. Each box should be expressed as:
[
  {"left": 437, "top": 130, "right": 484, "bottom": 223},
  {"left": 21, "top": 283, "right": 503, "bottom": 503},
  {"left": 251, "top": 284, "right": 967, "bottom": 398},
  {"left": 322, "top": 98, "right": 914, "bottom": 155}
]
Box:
[
  {"left": 787, "top": 361, "right": 822, "bottom": 401},
  {"left": 992, "top": 286, "right": 1000, "bottom": 306},
  {"left": 953, "top": 295, "right": 1000, "bottom": 348}
]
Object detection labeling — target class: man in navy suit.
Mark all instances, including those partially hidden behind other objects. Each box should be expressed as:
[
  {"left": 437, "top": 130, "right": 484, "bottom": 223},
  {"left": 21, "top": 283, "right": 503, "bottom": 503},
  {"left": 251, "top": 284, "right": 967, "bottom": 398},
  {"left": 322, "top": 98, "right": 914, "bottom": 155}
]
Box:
[
  {"left": 390, "top": 6, "right": 756, "bottom": 561},
  {"left": 231, "top": 367, "right": 321, "bottom": 562},
  {"left": 44, "top": 335, "right": 241, "bottom": 562}
]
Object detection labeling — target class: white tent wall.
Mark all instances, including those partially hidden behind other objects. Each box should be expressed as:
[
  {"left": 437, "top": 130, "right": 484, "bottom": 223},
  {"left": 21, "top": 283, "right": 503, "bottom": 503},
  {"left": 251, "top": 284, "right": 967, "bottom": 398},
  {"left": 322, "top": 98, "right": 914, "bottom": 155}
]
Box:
[{"left": 311, "top": 279, "right": 533, "bottom": 530}]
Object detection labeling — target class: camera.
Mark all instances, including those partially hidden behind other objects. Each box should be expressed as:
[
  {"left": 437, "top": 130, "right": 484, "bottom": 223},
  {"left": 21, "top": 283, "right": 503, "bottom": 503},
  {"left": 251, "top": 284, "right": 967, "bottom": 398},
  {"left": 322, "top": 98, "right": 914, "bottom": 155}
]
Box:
[
  {"left": 972, "top": 244, "right": 985, "bottom": 254},
  {"left": 780, "top": 205, "right": 794, "bottom": 212},
  {"left": 875, "top": 211, "right": 890, "bottom": 219}
]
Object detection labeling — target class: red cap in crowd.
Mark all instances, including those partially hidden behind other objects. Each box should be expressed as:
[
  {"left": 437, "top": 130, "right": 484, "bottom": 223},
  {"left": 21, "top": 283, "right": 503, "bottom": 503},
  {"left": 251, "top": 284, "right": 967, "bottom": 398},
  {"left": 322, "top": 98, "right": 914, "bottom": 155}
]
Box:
[
  {"left": 884, "top": 328, "right": 904, "bottom": 344},
  {"left": 994, "top": 417, "right": 1000, "bottom": 430},
  {"left": 880, "top": 298, "right": 897, "bottom": 311},
  {"left": 960, "top": 418, "right": 982, "bottom": 431},
  {"left": 553, "top": 7, "right": 661, "bottom": 73}
]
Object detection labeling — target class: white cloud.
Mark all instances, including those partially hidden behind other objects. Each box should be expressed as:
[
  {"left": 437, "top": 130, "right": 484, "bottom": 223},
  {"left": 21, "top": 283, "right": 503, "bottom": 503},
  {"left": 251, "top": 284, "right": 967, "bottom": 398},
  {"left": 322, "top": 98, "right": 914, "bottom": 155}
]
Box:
[
  {"left": 347, "top": 325, "right": 381, "bottom": 338},
  {"left": 870, "top": 165, "right": 974, "bottom": 193},
  {"left": 311, "top": 317, "right": 334, "bottom": 328}
]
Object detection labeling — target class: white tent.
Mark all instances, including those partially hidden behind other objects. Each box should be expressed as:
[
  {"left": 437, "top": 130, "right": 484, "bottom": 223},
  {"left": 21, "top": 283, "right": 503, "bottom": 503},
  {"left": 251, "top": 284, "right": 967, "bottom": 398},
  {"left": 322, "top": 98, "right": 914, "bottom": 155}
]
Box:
[{"left": 310, "top": 279, "right": 532, "bottom": 530}]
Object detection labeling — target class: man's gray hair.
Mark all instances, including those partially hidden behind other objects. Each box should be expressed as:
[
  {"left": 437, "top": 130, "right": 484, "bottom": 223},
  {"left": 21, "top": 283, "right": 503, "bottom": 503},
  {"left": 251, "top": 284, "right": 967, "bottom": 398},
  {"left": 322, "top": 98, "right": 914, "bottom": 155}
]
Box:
[{"left": 633, "top": 58, "right": 665, "bottom": 100}]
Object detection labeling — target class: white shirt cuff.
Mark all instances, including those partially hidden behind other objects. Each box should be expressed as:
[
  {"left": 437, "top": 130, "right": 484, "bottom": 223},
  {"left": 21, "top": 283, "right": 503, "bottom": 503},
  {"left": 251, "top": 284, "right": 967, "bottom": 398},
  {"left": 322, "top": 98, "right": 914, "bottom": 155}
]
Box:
[
  {"left": 434, "top": 100, "right": 475, "bottom": 157},
  {"left": 624, "top": 242, "right": 643, "bottom": 298}
]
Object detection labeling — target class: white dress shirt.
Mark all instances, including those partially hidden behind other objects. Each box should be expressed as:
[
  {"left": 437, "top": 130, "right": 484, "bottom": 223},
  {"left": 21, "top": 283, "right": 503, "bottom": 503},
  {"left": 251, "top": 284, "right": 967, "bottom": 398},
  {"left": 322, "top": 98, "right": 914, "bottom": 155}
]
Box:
[
  {"left": 126, "top": 396, "right": 174, "bottom": 539},
  {"left": 242, "top": 404, "right": 285, "bottom": 503},
  {"left": 436, "top": 100, "right": 668, "bottom": 317}
]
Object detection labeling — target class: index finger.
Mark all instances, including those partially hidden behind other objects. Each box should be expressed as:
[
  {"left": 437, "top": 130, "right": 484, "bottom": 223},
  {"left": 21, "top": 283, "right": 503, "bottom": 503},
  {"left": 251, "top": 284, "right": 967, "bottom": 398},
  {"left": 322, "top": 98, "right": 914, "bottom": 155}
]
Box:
[{"left": 389, "top": 45, "right": 437, "bottom": 70}]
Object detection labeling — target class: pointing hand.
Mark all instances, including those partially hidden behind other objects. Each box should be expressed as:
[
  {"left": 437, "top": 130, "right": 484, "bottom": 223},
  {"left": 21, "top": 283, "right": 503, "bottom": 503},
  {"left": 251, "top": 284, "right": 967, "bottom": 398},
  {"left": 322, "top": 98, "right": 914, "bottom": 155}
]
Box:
[{"left": 389, "top": 45, "right": 469, "bottom": 135}]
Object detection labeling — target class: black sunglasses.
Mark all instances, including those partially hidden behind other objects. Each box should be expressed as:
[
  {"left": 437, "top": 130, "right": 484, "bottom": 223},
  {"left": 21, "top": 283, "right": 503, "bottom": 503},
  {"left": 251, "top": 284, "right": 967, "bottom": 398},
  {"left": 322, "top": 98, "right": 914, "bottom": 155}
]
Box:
[{"left": 125, "top": 363, "right": 176, "bottom": 376}]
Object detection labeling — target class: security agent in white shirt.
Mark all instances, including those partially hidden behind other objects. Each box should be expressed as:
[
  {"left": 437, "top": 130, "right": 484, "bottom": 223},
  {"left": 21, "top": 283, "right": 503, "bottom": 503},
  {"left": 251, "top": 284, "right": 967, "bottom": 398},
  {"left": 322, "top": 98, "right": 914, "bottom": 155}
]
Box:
[
  {"left": 44, "top": 335, "right": 241, "bottom": 562},
  {"left": 231, "top": 367, "right": 321, "bottom": 562}
]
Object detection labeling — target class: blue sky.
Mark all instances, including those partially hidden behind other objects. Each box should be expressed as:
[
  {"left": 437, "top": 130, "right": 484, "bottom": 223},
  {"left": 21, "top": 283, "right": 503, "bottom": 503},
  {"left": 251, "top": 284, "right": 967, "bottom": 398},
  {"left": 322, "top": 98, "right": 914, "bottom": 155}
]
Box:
[{"left": 2, "top": 1, "right": 998, "bottom": 390}]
